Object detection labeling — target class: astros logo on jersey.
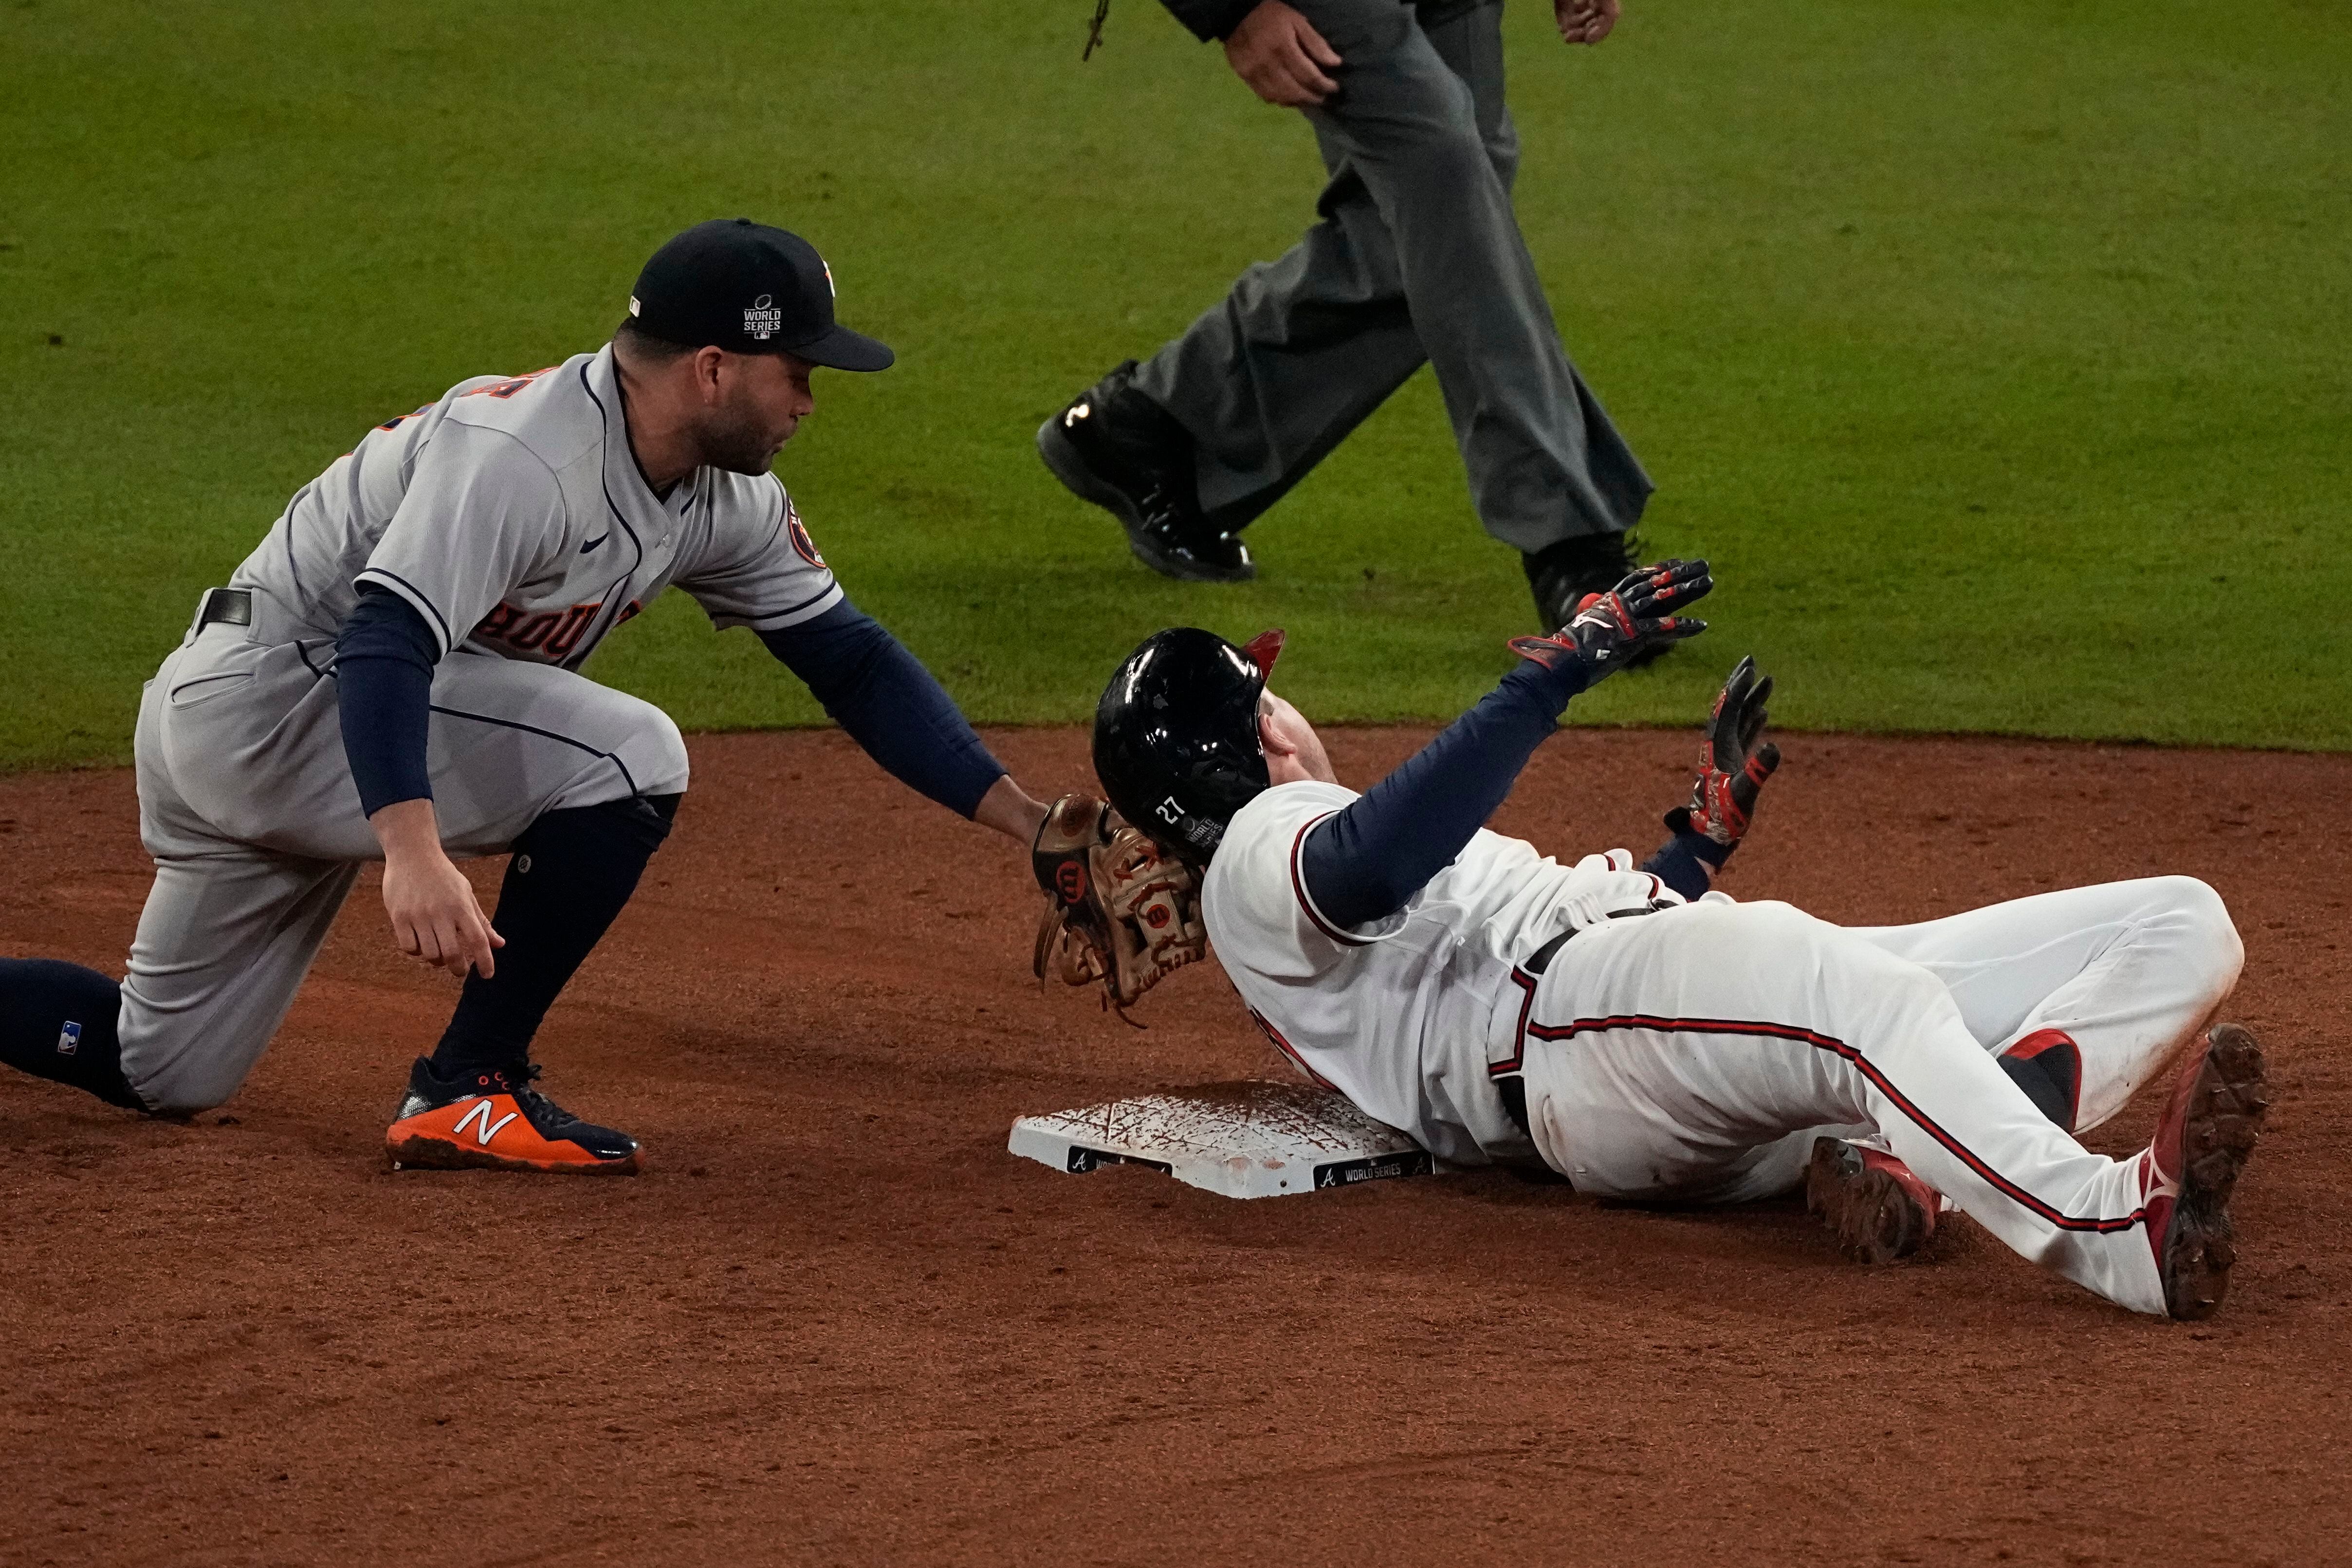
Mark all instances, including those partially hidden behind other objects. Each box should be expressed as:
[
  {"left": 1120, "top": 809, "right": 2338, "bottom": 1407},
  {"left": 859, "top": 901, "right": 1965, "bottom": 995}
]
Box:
[{"left": 787, "top": 500, "right": 826, "bottom": 567}]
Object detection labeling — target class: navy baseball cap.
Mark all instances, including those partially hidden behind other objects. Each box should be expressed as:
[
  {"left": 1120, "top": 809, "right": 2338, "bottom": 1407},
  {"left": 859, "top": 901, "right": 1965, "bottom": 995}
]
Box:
[{"left": 627, "top": 219, "right": 894, "bottom": 371}]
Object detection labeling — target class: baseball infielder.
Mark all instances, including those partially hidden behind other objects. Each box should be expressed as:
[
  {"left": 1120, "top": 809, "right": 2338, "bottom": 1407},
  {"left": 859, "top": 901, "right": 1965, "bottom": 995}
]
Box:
[
  {"left": 0, "top": 219, "right": 1050, "bottom": 1173},
  {"left": 1079, "top": 567, "right": 2271, "bottom": 1318}
]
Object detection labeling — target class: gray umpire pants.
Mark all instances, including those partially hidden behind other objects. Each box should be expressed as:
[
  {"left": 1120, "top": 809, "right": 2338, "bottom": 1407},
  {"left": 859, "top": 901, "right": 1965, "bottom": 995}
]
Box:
[{"left": 1134, "top": 0, "right": 1652, "bottom": 552}]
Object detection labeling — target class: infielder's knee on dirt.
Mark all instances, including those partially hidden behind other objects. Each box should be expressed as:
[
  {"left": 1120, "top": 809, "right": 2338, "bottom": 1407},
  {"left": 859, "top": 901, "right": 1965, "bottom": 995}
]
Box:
[{"left": 116, "top": 855, "right": 361, "bottom": 1114}]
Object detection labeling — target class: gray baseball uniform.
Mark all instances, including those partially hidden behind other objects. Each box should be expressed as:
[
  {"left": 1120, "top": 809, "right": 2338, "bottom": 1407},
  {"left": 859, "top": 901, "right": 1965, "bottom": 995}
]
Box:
[{"left": 125, "top": 346, "right": 834, "bottom": 1111}]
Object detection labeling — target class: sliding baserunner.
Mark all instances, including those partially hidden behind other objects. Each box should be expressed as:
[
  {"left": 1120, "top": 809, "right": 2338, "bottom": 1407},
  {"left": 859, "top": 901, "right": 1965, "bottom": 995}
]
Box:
[{"left": 1077, "top": 563, "right": 2269, "bottom": 1318}]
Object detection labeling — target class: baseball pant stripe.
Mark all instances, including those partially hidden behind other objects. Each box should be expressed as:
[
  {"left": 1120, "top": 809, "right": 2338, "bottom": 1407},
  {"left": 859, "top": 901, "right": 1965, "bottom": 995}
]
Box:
[
  {"left": 1526, "top": 1013, "right": 2150, "bottom": 1235},
  {"left": 424, "top": 702, "right": 644, "bottom": 799}
]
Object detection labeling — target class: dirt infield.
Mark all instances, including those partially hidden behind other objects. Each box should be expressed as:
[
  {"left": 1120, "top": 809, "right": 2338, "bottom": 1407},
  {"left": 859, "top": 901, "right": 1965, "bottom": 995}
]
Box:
[{"left": 4, "top": 726, "right": 2347, "bottom": 1567}]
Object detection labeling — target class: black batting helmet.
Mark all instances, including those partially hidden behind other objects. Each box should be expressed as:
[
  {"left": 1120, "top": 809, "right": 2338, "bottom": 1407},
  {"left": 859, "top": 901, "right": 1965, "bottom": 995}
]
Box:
[{"left": 1093, "top": 627, "right": 1286, "bottom": 867}]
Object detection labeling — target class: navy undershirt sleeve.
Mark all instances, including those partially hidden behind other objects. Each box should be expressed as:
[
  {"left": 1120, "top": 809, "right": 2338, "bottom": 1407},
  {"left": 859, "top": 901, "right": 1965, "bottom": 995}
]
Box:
[
  {"left": 758, "top": 598, "right": 1006, "bottom": 819},
  {"left": 336, "top": 584, "right": 439, "bottom": 818},
  {"left": 1300, "top": 658, "right": 1594, "bottom": 931},
  {"left": 1640, "top": 829, "right": 1732, "bottom": 904}
]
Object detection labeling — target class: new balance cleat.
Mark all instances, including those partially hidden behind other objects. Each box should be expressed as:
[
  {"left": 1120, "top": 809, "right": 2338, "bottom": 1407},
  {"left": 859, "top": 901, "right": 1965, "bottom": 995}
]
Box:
[{"left": 385, "top": 1058, "right": 641, "bottom": 1175}]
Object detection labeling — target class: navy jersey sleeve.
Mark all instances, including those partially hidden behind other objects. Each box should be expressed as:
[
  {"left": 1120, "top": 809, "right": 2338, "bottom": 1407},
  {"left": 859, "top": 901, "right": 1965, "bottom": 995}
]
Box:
[
  {"left": 1299, "top": 658, "right": 1593, "bottom": 930},
  {"left": 758, "top": 598, "right": 1006, "bottom": 819},
  {"left": 335, "top": 584, "right": 440, "bottom": 817}
]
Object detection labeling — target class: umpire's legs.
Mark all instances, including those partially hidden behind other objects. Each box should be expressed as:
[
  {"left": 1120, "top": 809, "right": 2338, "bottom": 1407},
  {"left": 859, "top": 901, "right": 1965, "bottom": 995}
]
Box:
[{"left": 1135, "top": 0, "right": 1651, "bottom": 549}]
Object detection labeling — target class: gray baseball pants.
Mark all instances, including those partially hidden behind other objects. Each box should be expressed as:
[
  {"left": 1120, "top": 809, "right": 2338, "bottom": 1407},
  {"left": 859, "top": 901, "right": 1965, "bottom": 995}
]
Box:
[
  {"left": 1134, "top": 0, "right": 1652, "bottom": 551},
  {"left": 119, "top": 612, "right": 689, "bottom": 1114}
]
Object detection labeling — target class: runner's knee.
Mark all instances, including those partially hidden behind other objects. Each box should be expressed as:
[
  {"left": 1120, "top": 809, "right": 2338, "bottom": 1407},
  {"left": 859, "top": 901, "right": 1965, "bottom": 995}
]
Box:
[{"left": 2151, "top": 874, "right": 2244, "bottom": 990}]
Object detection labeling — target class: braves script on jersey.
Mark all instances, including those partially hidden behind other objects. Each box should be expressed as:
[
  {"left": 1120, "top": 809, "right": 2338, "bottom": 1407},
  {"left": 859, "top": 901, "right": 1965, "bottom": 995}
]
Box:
[
  {"left": 231, "top": 345, "right": 840, "bottom": 660},
  {"left": 1202, "top": 779, "right": 1678, "bottom": 1164}
]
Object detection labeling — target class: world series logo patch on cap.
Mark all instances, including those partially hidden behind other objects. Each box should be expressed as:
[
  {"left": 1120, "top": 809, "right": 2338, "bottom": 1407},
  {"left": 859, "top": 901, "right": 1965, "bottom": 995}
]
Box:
[{"left": 744, "top": 292, "right": 783, "bottom": 341}]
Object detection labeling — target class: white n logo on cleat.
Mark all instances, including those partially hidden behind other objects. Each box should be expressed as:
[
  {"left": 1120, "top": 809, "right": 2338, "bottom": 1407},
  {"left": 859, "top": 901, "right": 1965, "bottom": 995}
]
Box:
[{"left": 454, "top": 1098, "right": 519, "bottom": 1146}]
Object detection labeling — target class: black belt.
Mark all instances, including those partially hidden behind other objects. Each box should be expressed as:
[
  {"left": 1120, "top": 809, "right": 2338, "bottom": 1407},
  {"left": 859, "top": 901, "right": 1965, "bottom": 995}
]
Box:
[
  {"left": 194, "top": 588, "right": 252, "bottom": 630},
  {"left": 1522, "top": 927, "right": 1573, "bottom": 977},
  {"left": 1495, "top": 927, "right": 1575, "bottom": 1138}
]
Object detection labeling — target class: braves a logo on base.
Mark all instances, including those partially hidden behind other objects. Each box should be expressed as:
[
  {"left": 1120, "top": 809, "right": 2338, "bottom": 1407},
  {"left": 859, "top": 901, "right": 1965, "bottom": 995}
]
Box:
[{"left": 454, "top": 1097, "right": 519, "bottom": 1146}]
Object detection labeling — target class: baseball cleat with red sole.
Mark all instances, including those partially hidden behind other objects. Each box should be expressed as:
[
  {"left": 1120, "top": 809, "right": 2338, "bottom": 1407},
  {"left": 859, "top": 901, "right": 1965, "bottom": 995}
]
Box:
[
  {"left": 1807, "top": 1137, "right": 1943, "bottom": 1263},
  {"left": 2142, "top": 1022, "right": 2269, "bottom": 1321},
  {"left": 385, "top": 1058, "right": 641, "bottom": 1175}
]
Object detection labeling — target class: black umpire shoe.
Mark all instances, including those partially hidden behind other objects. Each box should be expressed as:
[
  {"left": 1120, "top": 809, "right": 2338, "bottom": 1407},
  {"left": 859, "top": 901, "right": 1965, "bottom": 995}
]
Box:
[
  {"left": 1523, "top": 529, "right": 1672, "bottom": 666},
  {"left": 1037, "top": 361, "right": 1254, "bottom": 583}
]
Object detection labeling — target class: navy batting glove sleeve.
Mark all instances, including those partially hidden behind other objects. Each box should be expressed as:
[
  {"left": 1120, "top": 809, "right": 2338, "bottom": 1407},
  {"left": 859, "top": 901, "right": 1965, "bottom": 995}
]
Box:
[
  {"left": 336, "top": 584, "right": 440, "bottom": 818},
  {"left": 1302, "top": 661, "right": 1579, "bottom": 930},
  {"left": 759, "top": 598, "right": 1005, "bottom": 820}
]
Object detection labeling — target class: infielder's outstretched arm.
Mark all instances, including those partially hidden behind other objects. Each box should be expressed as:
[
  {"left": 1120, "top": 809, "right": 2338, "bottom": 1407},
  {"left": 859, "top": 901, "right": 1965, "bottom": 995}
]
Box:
[{"left": 759, "top": 598, "right": 1044, "bottom": 839}]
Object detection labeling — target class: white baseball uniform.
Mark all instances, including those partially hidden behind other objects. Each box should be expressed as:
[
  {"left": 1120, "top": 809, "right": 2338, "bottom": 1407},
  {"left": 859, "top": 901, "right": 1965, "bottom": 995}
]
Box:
[
  {"left": 124, "top": 345, "right": 837, "bottom": 1112},
  {"left": 1205, "top": 780, "right": 2245, "bottom": 1316}
]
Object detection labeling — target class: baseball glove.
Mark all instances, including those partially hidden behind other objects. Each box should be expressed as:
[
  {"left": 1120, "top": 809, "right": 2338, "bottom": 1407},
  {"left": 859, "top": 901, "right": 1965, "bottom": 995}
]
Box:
[
  {"left": 1669, "top": 654, "right": 1782, "bottom": 846},
  {"left": 1032, "top": 793, "right": 1207, "bottom": 1021}
]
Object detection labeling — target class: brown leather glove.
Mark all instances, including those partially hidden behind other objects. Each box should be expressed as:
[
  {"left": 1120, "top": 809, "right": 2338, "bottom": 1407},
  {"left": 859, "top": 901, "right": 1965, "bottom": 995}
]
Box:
[{"left": 1031, "top": 793, "right": 1207, "bottom": 1017}]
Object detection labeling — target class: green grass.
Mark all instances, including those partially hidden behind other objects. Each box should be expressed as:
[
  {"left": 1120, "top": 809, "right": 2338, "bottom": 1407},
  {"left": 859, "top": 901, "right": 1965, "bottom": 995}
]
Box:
[{"left": 3, "top": 0, "right": 2346, "bottom": 769}]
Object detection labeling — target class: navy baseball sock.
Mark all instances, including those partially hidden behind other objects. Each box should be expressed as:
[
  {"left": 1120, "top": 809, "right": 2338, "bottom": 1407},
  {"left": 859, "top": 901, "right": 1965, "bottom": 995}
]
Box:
[
  {"left": 429, "top": 794, "right": 679, "bottom": 1079},
  {"left": 0, "top": 958, "right": 144, "bottom": 1109}
]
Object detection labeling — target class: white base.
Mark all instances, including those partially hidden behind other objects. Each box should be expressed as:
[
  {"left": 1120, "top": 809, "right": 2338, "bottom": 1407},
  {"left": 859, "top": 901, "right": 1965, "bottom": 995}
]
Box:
[{"left": 1008, "top": 1080, "right": 1440, "bottom": 1199}]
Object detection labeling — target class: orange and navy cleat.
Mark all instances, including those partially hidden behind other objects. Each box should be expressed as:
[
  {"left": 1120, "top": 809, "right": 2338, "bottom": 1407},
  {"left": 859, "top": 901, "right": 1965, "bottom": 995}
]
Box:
[
  {"left": 1806, "top": 1137, "right": 1943, "bottom": 1264},
  {"left": 385, "top": 1058, "right": 641, "bottom": 1175},
  {"left": 2140, "top": 1022, "right": 2269, "bottom": 1320}
]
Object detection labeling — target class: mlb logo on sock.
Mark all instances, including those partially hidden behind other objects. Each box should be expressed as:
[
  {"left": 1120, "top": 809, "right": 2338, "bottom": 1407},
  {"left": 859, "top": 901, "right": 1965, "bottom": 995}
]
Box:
[{"left": 56, "top": 1020, "right": 81, "bottom": 1056}]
